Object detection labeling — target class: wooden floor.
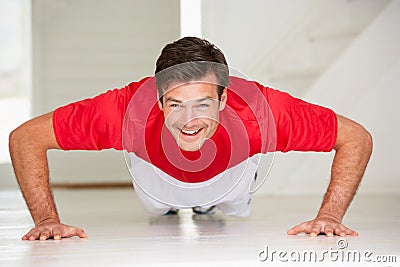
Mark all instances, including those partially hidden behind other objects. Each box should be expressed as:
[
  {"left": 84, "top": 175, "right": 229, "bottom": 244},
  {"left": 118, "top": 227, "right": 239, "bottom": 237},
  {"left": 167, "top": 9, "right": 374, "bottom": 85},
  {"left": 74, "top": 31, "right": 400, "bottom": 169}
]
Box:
[{"left": 0, "top": 189, "right": 399, "bottom": 266}]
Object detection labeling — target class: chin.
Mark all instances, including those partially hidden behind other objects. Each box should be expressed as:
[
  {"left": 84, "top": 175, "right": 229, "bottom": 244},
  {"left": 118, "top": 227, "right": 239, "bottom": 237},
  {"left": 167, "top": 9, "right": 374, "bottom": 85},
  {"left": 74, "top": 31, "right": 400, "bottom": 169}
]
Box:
[{"left": 178, "top": 143, "right": 201, "bottom": 152}]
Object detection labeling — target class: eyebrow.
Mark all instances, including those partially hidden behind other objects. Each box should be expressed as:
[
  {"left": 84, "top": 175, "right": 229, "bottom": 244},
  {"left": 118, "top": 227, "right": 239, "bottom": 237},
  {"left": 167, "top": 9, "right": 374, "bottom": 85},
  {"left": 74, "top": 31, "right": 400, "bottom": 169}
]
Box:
[{"left": 165, "top": 96, "right": 214, "bottom": 104}]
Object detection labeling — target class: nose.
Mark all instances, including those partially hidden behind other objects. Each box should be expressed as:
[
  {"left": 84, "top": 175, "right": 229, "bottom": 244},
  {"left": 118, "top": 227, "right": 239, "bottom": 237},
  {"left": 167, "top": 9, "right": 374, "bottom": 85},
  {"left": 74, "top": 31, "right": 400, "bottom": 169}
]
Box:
[
  {"left": 181, "top": 108, "right": 199, "bottom": 128},
  {"left": 184, "top": 118, "right": 199, "bottom": 128}
]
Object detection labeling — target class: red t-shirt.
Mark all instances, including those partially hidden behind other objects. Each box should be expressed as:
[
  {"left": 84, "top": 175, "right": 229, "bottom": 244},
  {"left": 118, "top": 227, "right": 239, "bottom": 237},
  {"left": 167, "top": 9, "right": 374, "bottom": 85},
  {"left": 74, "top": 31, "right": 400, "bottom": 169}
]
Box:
[{"left": 53, "top": 76, "right": 337, "bottom": 182}]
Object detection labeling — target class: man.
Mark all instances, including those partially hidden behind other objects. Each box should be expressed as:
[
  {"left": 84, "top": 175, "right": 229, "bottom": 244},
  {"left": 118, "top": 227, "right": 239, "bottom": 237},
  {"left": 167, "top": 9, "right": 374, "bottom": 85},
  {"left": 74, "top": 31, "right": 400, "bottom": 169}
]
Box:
[{"left": 9, "top": 37, "right": 372, "bottom": 241}]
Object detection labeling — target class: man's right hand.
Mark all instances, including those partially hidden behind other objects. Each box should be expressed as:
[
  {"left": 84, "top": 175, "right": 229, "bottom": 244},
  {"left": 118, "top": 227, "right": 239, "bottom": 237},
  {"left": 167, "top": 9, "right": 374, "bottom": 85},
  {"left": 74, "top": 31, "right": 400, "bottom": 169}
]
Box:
[
  {"left": 22, "top": 222, "right": 88, "bottom": 241},
  {"left": 9, "top": 112, "right": 87, "bottom": 241}
]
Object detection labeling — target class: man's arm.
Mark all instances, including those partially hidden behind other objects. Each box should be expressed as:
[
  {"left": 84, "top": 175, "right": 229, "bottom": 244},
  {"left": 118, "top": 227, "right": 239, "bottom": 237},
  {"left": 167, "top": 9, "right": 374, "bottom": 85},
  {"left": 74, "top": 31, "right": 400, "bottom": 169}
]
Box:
[
  {"left": 287, "top": 114, "right": 373, "bottom": 237},
  {"left": 9, "top": 112, "right": 87, "bottom": 241}
]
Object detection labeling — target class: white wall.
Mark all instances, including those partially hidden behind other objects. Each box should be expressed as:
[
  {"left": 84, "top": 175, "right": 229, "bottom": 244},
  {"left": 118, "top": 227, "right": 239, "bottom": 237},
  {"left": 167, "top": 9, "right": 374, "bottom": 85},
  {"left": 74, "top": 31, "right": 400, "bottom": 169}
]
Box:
[
  {"left": 291, "top": 0, "right": 400, "bottom": 195},
  {"left": 30, "top": 0, "right": 179, "bottom": 185},
  {"left": 202, "top": 0, "right": 319, "bottom": 76},
  {"left": 203, "top": 0, "right": 400, "bottom": 195}
]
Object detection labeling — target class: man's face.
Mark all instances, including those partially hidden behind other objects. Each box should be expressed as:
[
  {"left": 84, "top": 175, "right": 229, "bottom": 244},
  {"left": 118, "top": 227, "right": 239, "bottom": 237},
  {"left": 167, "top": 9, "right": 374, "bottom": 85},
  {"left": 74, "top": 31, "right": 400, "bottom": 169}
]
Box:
[{"left": 158, "top": 75, "right": 227, "bottom": 151}]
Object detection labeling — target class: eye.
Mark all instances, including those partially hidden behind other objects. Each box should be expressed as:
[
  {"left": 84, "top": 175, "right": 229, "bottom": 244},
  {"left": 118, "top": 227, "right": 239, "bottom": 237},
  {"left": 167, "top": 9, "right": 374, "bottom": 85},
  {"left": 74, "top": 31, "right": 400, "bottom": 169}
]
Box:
[
  {"left": 170, "top": 104, "right": 182, "bottom": 109},
  {"left": 197, "top": 103, "right": 210, "bottom": 108}
]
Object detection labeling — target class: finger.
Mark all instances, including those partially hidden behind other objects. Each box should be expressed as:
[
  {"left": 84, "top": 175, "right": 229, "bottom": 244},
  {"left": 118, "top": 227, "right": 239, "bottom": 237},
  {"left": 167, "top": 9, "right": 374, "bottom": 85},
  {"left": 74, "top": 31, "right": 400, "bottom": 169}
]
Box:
[
  {"left": 64, "top": 226, "right": 88, "bottom": 238},
  {"left": 337, "top": 226, "right": 358, "bottom": 237},
  {"left": 287, "top": 224, "right": 306, "bottom": 235},
  {"left": 28, "top": 230, "right": 41, "bottom": 241},
  {"left": 334, "top": 226, "right": 347, "bottom": 236},
  {"left": 288, "top": 221, "right": 314, "bottom": 235},
  {"left": 310, "top": 224, "right": 322, "bottom": 237},
  {"left": 52, "top": 227, "right": 62, "bottom": 240},
  {"left": 22, "top": 233, "right": 30, "bottom": 240},
  {"left": 342, "top": 225, "right": 358, "bottom": 236},
  {"left": 39, "top": 229, "right": 51, "bottom": 241},
  {"left": 324, "top": 225, "right": 334, "bottom": 237},
  {"left": 346, "top": 229, "right": 359, "bottom": 236},
  {"left": 76, "top": 228, "right": 88, "bottom": 238},
  {"left": 22, "top": 229, "right": 36, "bottom": 240}
]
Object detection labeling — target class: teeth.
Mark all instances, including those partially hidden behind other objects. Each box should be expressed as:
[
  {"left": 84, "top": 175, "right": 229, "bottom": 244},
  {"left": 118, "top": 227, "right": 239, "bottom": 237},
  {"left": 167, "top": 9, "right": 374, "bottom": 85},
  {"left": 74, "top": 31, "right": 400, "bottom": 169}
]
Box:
[{"left": 181, "top": 129, "right": 200, "bottom": 135}]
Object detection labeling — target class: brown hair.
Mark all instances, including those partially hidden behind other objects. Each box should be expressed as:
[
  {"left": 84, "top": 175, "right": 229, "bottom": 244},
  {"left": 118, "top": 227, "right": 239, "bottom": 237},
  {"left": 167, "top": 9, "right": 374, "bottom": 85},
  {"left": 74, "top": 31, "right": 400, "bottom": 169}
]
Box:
[{"left": 155, "top": 37, "right": 229, "bottom": 102}]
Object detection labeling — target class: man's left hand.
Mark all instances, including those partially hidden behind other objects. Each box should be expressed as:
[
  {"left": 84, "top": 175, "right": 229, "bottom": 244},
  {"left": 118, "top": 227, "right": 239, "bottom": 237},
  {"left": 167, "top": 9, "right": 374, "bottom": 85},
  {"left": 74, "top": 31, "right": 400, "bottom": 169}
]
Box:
[{"left": 287, "top": 215, "right": 358, "bottom": 237}]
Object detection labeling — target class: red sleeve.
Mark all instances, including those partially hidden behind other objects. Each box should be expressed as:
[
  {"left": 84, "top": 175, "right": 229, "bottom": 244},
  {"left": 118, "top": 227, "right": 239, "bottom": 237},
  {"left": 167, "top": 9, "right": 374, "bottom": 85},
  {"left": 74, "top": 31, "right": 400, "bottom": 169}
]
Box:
[
  {"left": 262, "top": 85, "right": 337, "bottom": 153},
  {"left": 53, "top": 79, "right": 147, "bottom": 151}
]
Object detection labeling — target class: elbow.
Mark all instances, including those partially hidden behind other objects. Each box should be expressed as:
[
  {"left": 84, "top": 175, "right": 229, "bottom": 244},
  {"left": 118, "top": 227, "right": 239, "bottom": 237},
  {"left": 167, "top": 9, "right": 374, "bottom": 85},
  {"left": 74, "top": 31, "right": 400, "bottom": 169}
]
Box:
[
  {"left": 9, "top": 122, "right": 38, "bottom": 153},
  {"left": 351, "top": 123, "right": 373, "bottom": 156},
  {"left": 361, "top": 127, "right": 373, "bottom": 155},
  {"left": 9, "top": 112, "right": 60, "bottom": 152},
  {"left": 334, "top": 114, "right": 373, "bottom": 158},
  {"left": 9, "top": 125, "right": 25, "bottom": 153},
  {"left": 9, "top": 127, "right": 19, "bottom": 149}
]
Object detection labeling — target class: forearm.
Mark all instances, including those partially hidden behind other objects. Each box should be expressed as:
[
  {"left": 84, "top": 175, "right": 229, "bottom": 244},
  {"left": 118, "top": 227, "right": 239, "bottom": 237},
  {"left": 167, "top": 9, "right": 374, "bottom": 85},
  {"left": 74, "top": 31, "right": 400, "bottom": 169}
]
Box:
[
  {"left": 9, "top": 113, "right": 60, "bottom": 226},
  {"left": 287, "top": 115, "right": 372, "bottom": 237},
  {"left": 317, "top": 116, "right": 373, "bottom": 222}
]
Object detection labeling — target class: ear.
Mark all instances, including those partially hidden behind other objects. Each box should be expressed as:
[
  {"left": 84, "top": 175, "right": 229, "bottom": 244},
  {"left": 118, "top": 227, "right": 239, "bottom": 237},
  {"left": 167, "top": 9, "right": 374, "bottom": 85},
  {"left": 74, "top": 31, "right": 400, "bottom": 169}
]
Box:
[
  {"left": 157, "top": 91, "right": 163, "bottom": 110},
  {"left": 219, "top": 88, "right": 227, "bottom": 111},
  {"left": 158, "top": 99, "right": 163, "bottom": 110}
]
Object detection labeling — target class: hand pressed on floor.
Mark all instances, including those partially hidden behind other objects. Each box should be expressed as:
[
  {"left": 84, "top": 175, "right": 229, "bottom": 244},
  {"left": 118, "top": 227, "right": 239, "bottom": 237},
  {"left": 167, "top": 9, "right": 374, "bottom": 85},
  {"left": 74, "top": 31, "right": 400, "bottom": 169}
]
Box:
[
  {"left": 287, "top": 216, "right": 358, "bottom": 237},
  {"left": 22, "top": 222, "right": 88, "bottom": 241}
]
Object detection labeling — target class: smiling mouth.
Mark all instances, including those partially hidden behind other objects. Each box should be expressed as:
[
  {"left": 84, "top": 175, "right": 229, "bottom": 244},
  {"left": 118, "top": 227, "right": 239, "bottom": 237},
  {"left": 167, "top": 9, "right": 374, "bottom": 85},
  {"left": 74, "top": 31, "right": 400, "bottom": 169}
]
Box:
[{"left": 180, "top": 128, "right": 203, "bottom": 136}]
